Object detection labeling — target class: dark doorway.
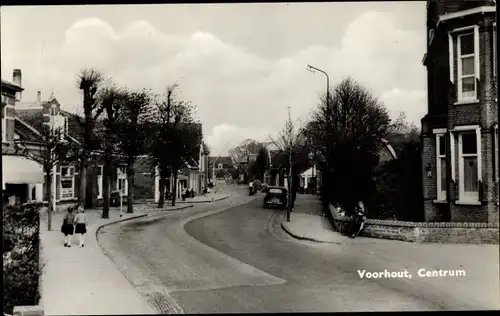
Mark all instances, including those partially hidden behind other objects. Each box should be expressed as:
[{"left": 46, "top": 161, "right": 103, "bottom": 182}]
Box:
[{"left": 4, "top": 184, "right": 29, "bottom": 204}]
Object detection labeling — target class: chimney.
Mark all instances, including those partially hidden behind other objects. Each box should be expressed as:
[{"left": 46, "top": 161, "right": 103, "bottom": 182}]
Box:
[
  {"left": 13, "top": 69, "right": 22, "bottom": 100},
  {"left": 37, "top": 91, "right": 42, "bottom": 103}
]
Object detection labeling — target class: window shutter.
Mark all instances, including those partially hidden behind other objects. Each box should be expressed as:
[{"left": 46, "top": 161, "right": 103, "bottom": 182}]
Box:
[
  {"left": 56, "top": 174, "right": 61, "bottom": 201},
  {"left": 74, "top": 173, "right": 80, "bottom": 200},
  {"left": 448, "top": 33, "right": 454, "bottom": 83},
  {"left": 478, "top": 180, "right": 485, "bottom": 202},
  {"left": 43, "top": 174, "right": 48, "bottom": 202},
  {"left": 474, "top": 26, "right": 480, "bottom": 81}
]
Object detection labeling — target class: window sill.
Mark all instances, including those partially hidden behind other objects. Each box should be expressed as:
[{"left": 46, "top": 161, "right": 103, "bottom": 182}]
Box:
[
  {"left": 433, "top": 199, "right": 447, "bottom": 204},
  {"left": 453, "top": 99, "right": 480, "bottom": 105},
  {"left": 455, "top": 200, "right": 482, "bottom": 206}
]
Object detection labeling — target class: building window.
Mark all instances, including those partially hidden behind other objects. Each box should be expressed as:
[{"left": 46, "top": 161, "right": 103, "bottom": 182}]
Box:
[
  {"left": 458, "top": 131, "right": 480, "bottom": 202},
  {"left": 117, "top": 167, "right": 128, "bottom": 196},
  {"left": 218, "top": 163, "right": 223, "bottom": 169},
  {"left": 436, "top": 133, "right": 447, "bottom": 201},
  {"left": 97, "top": 165, "right": 103, "bottom": 198},
  {"left": 457, "top": 32, "right": 478, "bottom": 101},
  {"left": 60, "top": 166, "right": 75, "bottom": 200}
]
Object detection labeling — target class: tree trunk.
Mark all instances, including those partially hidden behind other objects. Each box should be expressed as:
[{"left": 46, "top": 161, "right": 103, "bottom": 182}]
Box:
[
  {"left": 78, "top": 159, "right": 87, "bottom": 208},
  {"left": 46, "top": 171, "right": 53, "bottom": 231},
  {"left": 102, "top": 158, "right": 110, "bottom": 218},
  {"left": 85, "top": 169, "right": 93, "bottom": 209},
  {"left": 158, "top": 170, "right": 166, "bottom": 209},
  {"left": 126, "top": 160, "right": 134, "bottom": 213},
  {"left": 171, "top": 171, "right": 178, "bottom": 207}
]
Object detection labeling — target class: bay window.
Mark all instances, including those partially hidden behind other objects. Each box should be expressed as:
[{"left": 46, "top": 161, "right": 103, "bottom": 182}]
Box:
[
  {"left": 457, "top": 31, "right": 478, "bottom": 101},
  {"left": 435, "top": 131, "right": 447, "bottom": 201},
  {"left": 97, "top": 165, "right": 103, "bottom": 199},
  {"left": 117, "top": 167, "right": 128, "bottom": 196},
  {"left": 454, "top": 126, "right": 482, "bottom": 204},
  {"left": 60, "top": 166, "right": 75, "bottom": 200}
]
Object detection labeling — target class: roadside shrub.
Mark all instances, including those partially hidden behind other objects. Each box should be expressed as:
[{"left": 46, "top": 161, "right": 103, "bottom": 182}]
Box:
[{"left": 3, "top": 202, "right": 42, "bottom": 315}]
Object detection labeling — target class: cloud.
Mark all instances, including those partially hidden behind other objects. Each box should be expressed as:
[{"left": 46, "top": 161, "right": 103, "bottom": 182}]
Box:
[{"left": 1, "top": 9, "right": 426, "bottom": 155}]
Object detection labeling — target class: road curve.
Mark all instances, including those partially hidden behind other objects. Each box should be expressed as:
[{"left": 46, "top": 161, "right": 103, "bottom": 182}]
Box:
[{"left": 98, "top": 188, "right": 500, "bottom": 313}]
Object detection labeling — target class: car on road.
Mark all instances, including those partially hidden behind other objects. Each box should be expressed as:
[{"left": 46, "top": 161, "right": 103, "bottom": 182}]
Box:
[{"left": 263, "top": 186, "right": 287, "bottom": 209}]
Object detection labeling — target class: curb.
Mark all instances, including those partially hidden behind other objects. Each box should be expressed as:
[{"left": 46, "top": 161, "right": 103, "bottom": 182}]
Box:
[
  {"left": 175, "top": 194, "right": 231, "bottom": 204},
  {"left": 281, "top": 220, "right": 343, "bottom": 244},
  {"left": 95, "top": 204, "right": 195, "bottom": 235},
  {"left": 280, "top": 221, "right": 326, "bottom": 243},
  {"left": 95, "top": 213, "right": 149, "bottom": 236}
]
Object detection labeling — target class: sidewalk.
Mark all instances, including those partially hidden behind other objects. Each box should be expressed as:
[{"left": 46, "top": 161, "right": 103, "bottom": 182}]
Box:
[
  {"left": 39, "top": 204, "right": 191, "bottom": 315},
  {"left": 282, "top": 213, "right": 344, "bottom": 244},
  {"left": 281, "top": 194, "right": 345, "bottom": 244}
]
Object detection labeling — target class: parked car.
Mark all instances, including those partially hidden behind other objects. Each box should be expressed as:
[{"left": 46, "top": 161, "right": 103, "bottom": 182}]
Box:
[{"left": 263, "top": 186, "right": 288, "bottom": 209}]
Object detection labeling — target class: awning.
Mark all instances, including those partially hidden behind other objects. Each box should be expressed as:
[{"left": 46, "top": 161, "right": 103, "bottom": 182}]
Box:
[{"left": 2, "top": 155, "right": 44, "bottom": 189}]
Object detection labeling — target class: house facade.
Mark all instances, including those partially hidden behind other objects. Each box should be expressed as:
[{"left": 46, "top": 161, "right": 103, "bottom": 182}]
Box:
[
  {"left": 2, "top": 70, "right": 45, "bottom": 204},
  {"left": 14, "top": 87, "right": 132, "bottom": 209},
  {"left": 208, "top": 156, "right": 233, "bottom": 183},
  {"left": 421, "top": 0, "right": 498, "bottom": 223}
]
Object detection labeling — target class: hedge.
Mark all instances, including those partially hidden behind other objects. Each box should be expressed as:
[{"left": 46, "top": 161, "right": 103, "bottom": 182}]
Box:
[{"left": 3, "top": 202, "right": 43, "bottom": 315}]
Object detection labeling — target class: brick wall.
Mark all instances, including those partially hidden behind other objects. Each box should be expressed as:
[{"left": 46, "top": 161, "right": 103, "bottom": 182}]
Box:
[{"left": 328, "top": 204, "right": 499, "bottom": 244}]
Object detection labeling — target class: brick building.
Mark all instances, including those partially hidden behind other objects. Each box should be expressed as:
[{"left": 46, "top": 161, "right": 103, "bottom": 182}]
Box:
[{"left": 421, "top": 0, "right": 498, "bottom": 223}]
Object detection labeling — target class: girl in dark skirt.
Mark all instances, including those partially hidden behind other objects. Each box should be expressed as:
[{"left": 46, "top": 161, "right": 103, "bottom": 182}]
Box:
[
  {"left": 61, "top": 207, "right": 75, "bottom": 247},
  {"left": 73, "top": 204, "right": 88, "bottom": 247}
]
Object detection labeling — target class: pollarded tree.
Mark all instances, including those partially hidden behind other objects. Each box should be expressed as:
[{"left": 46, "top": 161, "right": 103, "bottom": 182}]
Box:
[
  {"left": 116, "top": 89, "right": 153, "bottom": 213},
  {"left": 76, "top": 68, "right": 105, "bottom": 208},
  {"left": 97, "top": 85, "right": 128, "bottom": 218}
]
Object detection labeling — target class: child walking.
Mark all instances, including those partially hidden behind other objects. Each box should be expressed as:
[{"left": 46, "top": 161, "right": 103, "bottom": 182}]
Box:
[
  {"left": 61, "top": 207, "right": 75, "bottom": 247},
  {"left": 73, "top": 204, "right": 88, "bottom": 248}
]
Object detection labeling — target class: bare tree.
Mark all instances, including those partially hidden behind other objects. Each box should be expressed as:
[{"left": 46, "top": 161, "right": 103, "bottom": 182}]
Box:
[
  {"left": 14, "top": 123, "right": 75, "bottom": 230},
  {"left": 97, "top": 85, "right": 127, "bottom": 218},
  {"left": 269, "top": 107, "right": 307, "bottom": 222},
  {"left": 149, "top": 84, "right": 178, "bottom": 208},
  {"left": 116, "top": 89, "right": 153, "bottom": 213},
  {"left": 76, "top": 68, "right": 105, "bottom": 208},
  {"left": 148, "top": 84, "right": 201, "bottom": 207}
]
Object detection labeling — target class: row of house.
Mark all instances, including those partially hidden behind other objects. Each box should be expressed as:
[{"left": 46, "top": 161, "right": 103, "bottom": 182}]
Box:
[{"left": 1, "top": 69, "right": 211, "bottom": 209}]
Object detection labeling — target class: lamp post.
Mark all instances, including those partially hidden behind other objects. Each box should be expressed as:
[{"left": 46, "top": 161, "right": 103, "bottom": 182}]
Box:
[{"left": 307, "top": 64, "right": 330, "bottom": 197}]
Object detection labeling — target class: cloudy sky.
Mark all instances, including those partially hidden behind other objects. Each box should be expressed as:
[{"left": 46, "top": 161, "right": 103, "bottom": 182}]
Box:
[{"left": 1, "top": 2, "right": 426, "bottom": 156}]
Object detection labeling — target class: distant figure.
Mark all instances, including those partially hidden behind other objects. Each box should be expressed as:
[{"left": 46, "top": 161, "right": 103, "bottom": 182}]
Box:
[
  {"left": 73, "top": 204, "right": 88, "bottom": 248},
  {"left": 61, "top": 207, "right": 75, "bottom": 247},
  {"left": 181, "top": 188, "right": 187, "bottom": 201}
]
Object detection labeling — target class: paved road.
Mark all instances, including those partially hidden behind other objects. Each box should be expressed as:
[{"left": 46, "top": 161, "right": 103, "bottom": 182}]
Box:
[{"left": 98, "top": 187, "right": 499, "bottom": 313}]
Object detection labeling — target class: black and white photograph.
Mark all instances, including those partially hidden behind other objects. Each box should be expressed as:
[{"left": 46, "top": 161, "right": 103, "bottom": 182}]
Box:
[{"left": 2, "top": 1, "right": 499, "bottom": 315}]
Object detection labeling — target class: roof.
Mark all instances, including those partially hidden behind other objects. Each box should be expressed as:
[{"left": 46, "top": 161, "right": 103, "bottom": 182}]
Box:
[
  {"left": 1, "top": 79, "right": 23, "bottom": 92},
  {"left": 14, "top": 118, "right": 42, "bottom": 143},
  {"left": 209, "top": 156, "right": 233, "bottom": 167}
]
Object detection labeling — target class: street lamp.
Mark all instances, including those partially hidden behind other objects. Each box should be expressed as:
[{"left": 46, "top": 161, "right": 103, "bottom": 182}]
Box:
[
  {"left": 306, "top": 64, "right": 331, "bottom": 198},
  {"left": 306, "top": 65, "right": 330, "bottom": 107}
]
